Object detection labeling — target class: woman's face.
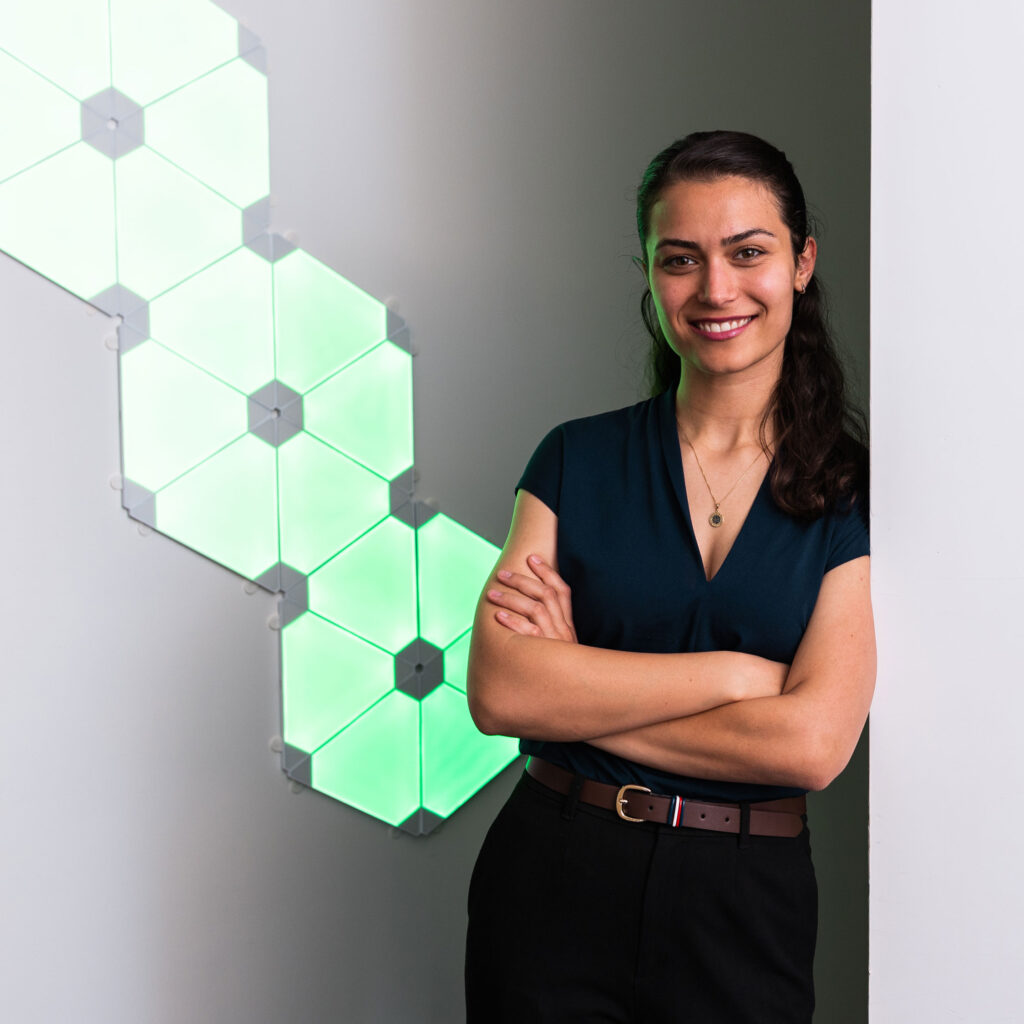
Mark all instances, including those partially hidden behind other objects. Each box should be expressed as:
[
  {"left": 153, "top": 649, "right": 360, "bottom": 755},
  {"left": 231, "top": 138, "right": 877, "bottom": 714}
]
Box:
[{"left": 644, "top": 175, "right": 816, "bottom": 380}]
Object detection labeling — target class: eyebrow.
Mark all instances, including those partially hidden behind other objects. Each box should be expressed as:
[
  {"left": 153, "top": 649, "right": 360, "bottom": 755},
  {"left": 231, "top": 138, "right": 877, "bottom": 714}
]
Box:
[{"left": 655, "top": 228, "right": 776, "bottom": 251}]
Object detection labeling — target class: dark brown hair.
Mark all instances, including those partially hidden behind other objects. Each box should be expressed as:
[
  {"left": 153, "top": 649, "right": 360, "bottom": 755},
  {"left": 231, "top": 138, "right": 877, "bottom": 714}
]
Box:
[{"left": 637, "top": 130, "right": 866, "bottom": 518}]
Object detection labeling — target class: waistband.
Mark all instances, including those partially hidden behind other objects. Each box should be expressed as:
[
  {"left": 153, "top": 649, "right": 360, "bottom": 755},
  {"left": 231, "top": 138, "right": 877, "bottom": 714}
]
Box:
[{"left": 526, "top": 757, "right": 806, "bottom": 837}]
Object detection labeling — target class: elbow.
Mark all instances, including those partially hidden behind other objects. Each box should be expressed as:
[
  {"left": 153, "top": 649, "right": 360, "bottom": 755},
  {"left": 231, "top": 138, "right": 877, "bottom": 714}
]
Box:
[
  {"left": 466, "top": 630, "right": 545, "bottom": 738},
  {"left": 793, "top": 764, "right": 839, "bottom": 794},
  {"left": 466, "top": 656, "right": 520, "bottom": 738},
  {"left": 467, "top": 684, "right": 506, "bottom": 736},
  {"left": 784, "top": 727, "right": 854, "bottom": 792}
]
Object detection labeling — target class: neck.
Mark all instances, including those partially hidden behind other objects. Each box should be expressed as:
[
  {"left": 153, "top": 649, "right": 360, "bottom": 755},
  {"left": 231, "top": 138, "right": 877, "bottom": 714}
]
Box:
[{"left": 674, "top": 362, "right": 778, "bottom": 452}]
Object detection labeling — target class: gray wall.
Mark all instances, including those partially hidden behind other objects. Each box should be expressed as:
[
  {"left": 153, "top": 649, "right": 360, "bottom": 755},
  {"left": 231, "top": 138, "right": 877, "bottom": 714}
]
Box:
[{"left": 0, "top": 2, "right": 869, "bottom": 1021}]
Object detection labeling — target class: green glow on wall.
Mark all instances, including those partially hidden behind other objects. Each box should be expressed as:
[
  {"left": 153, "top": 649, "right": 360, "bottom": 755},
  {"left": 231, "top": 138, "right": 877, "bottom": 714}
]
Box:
[
  {"left": 304, "top": 342, "right": 414, "bottom": 480},
  {"left": 158, "top": 434, "right": 280, "bottom": 580},
  {"left": 418, "top": 514, "right": 502, "bottom": 649},
  {"left": 108, "top": 0, "right": 238, "bottom": 107},
  {"left": 0, "top": 0, "right": 111, "bottom": 98},
  {"left": 0, "top": 0, "right": 514, "bottom": 834},
  {"left": 310, "top": 517, "right": 419, "bottom": 655},
  {"left": 282, "top": 614, "right": 394, "bottom": 754},
  {"left": 314, "top": 691, "right": 422, "bottom": 827},
  {"left": 443, "top": 630, "right": 472, "bottom": 693},
  {"left": 148, "top": 249, "right": 275, "bottom": 394},
  {"left": 115, "top": 147, "right": 241, "bottom": 300},
  {"left": 120, "top": 340, "right": 247, "bottom": 490},
  {"left": 273, "top": 250, "right": 389, "bottom": 392},
  {"left": 277, "top": 434, "right": 389, "bottom": 574},
  {"left": 0, "top": 144, "right": 116, "bottom": 298},
  {"left": 0, "top": 51, "right": 80, "bottom": 181},
  {"left": 145, "top": 60, "right": 270, "bottom": 208},
  {"left": 422, "top": 685, "right": 519, "bottom": 819}
]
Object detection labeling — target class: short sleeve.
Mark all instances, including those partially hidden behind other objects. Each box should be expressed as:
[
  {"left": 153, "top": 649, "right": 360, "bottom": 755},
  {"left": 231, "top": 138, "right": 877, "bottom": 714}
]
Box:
[
  {"left": 824, "top": 491, "right": 870, "bottom": 572},
  {"left": 515, "top": 426, "right": 564, "bottom": 515}
]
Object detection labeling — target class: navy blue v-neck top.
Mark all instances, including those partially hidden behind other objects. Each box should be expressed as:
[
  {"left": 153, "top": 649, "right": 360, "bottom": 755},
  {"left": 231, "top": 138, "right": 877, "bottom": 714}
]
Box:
[{"left": 515, "top": 389, "right": 870, "bottom": 803}]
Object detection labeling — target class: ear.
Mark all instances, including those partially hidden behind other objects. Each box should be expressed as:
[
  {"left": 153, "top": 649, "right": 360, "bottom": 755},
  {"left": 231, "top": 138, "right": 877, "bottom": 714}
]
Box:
[{"left": 795, "top": 237, "right": 817, "bottom": 291}]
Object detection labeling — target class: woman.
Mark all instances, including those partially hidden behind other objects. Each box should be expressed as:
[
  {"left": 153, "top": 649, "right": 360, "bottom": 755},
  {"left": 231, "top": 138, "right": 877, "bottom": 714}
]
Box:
[{"left": 464, "top": 130, "right": 875, "bottom": 1023}]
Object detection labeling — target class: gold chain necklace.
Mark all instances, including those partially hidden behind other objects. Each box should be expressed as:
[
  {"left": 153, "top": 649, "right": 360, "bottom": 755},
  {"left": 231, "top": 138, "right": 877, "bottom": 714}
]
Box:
[{"left": 678, "top": 428, "right": 767, "bottom": 529}]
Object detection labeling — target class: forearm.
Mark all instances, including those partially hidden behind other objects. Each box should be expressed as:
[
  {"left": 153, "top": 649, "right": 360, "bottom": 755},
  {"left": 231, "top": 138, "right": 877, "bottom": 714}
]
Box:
[
  {"left": 590, "top": 685, "right": 868, "bottom": 792},
  {"left": 589, "top": 557, "right": 876, "bottom": 791},
  {"left": 467, "top": 628, "right": 780, "bottom": 741}
]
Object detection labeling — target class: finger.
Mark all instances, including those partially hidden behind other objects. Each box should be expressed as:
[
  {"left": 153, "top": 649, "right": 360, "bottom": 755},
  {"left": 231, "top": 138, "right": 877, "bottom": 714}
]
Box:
[
  {"left": 495, "top": 569, "right": 550, "bottom": 600},
  {"left": 493, "top": 609, "right": 542, "bottom": 636},
  {"left": 486, "top": 588, "right": 558, "bottom": 635},
  {"left": 526, "top": 555, "right": 576, "bottom": 631},
  {"left": 495, "top": 571, "right": 568, "bottom": 636}
]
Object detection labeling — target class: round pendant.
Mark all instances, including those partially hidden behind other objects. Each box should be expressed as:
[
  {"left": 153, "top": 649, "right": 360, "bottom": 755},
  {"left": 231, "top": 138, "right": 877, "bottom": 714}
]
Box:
[{"left": 709, "top": 511, "right": 724, "bottom": 528}]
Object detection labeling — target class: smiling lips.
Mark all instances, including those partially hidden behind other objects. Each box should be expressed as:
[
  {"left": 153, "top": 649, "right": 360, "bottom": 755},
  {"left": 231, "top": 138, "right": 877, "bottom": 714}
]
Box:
[{"left": 688, "top": 315, "right": 757, "bottom": 340}]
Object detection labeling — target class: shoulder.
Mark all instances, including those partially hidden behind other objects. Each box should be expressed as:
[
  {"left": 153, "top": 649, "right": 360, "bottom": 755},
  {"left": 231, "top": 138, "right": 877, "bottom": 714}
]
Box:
[{"left": 517, "top": 393, "right": 666, "bottom": 512}]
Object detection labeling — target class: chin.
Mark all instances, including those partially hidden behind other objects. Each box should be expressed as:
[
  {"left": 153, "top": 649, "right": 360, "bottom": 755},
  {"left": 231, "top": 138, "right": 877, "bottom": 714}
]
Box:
[
  {"left": 697, "top": 342, "right": 784, "bottom": 378},
  {"left": 691, "top": 351, "right": 765, "bottom": 377}
]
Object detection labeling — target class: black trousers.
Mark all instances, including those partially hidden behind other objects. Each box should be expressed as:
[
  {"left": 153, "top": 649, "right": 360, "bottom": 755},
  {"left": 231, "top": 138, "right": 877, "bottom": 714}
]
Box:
[{"left": 465, "top": 771, "right": 817, "bottom": 1023}]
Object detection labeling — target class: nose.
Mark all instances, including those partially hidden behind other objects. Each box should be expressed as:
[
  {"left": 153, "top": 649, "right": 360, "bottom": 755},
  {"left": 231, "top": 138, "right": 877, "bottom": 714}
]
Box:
[{"left": 698, "top": 258, "right": 737, "bottom": 307}]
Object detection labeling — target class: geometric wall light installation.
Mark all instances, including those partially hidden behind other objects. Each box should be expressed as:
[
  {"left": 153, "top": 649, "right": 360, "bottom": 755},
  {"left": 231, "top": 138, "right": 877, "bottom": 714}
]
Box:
[{"left": 0, "top": 0, "right": 518, "bottom": 834}]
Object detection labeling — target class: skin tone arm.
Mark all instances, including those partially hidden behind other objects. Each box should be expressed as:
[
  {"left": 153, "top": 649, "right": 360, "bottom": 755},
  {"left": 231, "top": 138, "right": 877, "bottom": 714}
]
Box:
[
  {"left": 488, "top": 547, "right": 875, "bottom": 792},
  {"left": 466, "top": 490, "right": 788, "bottom": 741},
  {"left": 589, "top": 555, "right": 875, "bottom": 791}
]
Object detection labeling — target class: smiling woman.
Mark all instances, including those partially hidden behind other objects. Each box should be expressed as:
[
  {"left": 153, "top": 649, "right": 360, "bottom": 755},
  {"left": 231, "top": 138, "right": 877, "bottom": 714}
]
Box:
[
  {"left": 645, "top": 177, "right": 816, "bottom": 380},
  {"left": 464, "top": 131, "right": 874, "bottom": 1023}
]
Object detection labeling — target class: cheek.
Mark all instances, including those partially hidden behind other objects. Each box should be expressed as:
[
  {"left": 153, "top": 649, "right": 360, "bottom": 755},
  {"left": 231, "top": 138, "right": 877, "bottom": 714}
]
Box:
[
  {"left": 651, "top": 279, "right": 689, "bottom": 319},
  {"left": 755, "top": 273, "right": 797, "bottom": 319},
  {"left": 649, "top": 286, "right": 674, "bottom": 331}
]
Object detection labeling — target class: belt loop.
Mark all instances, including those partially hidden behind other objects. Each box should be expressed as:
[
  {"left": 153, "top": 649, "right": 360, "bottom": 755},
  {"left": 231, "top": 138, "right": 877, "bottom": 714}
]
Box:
[
  {"left": 561, "top": 773, "right": 584, "bottom": 821},
  {"left": 739, "top": 801, "right": 751, "bottom": 849}
]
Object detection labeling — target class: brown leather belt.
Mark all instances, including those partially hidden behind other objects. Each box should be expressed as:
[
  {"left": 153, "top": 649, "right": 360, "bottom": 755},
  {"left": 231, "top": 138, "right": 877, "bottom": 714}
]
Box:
[{"left": 527, "top": 757, "right": 806, "bottom": 838}]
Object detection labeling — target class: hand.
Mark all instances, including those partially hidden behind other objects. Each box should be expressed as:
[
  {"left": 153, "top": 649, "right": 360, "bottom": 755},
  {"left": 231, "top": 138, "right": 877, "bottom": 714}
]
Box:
[
  {"left": 486, "top": 554, "right": 578, "bottom": 643},
  {"left": 742, "top": 655, "right": 790, "bottom": 700}
]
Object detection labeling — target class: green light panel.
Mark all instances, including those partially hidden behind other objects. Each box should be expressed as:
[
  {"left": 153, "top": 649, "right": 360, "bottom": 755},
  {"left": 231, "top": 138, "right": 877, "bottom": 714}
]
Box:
[
  {"left": 157, "top": 434, "right": 279, "bottom": 580},
  {"left": 0, "top": 51, "right": 81, "bottom": 182},
  {"left": 277, "top": 433, "right": 389, "bottom": 574},
  {"left": 0, "top": 0, "right": 111, "bottom": 99},
  {"left": 115, "top": 147, "right": 240, "bottom": 300},
  {"left": 305, "top": 341, "right": 414, "bottom": 480},
  {"left": 273, "top": 250, "right": 389, "bottom": 393},
  {"left": 0, "top": 144, "right": 115, "bottom": 299},
  {"left": 422, "top": 685, "right": 520, "bottom": 819},
  {"left": 148, "top": 249, "right": 275, "bottom": 394},
  {"left": 314, "top": 692, "right": 421, "bottom": 828},
  {"left": 443, "top": 630, "right": 472, "bottom": 693},
  {"left": 0, "top": 0, "right": 517, "bottom": 835},
  {"left": 146, "top": 60, "right": 269, "bottom": 208},
  {"left": 120, "top": 340, "right": 247, "bottom": 491},
  {"left": 418, "top": 514, "right": 504, "bottom": 649},
  {"left": 108, "top": 0, "right": 237, "bottom": 107},
  {"left": 282, "top": 614, "right": 394, "bottom": 754},
  {"left": 310, "top": 517, "right": 419, "bottom": 655}
]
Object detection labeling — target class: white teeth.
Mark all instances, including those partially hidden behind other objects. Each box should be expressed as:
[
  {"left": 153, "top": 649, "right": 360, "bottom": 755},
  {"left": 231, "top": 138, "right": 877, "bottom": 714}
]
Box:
[{"left": 695, "top": 317, "right": 752, "bottom": 333}]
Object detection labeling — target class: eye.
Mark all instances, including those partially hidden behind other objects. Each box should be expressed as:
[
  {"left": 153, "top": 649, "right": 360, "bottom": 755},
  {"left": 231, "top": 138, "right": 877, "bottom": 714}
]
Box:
[
  {"left": 735, "top": 246, "right": 765, "bottom": 260},
  {"left": 661, "top": 254, "right": 697, "bottom": 269}
]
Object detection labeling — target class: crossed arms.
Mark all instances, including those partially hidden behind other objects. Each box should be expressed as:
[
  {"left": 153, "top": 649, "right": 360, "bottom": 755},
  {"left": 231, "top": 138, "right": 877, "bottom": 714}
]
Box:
[{"left": 466, "top": 490, "right": 876, "bottom": 792}]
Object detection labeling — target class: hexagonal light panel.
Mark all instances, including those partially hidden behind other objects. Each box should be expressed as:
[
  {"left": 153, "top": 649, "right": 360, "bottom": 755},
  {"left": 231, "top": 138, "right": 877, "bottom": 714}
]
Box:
[{"left": 0, "top": 0, "right": 515, "bottom": 835}]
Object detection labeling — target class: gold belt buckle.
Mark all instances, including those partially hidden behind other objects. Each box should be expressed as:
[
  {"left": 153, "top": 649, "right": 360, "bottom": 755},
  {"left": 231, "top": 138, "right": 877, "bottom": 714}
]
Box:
[{"left": 615, "top": 783, "right": 652, "bottom": 822}]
